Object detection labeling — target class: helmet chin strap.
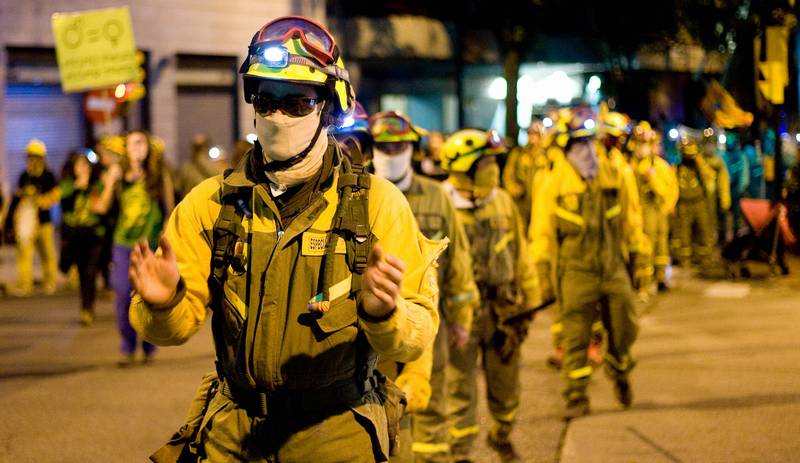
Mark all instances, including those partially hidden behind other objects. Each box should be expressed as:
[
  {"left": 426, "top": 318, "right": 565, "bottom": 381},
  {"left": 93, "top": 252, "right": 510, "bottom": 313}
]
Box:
[{"left": 264, "top": 120, "right": 325, "bottom": 172}]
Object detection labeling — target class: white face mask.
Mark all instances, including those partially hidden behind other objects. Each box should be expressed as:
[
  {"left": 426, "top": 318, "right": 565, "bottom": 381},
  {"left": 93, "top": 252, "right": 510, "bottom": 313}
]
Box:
[
  {"left": 372, "top": 145, "right": 412, "bottom": 183},
  {"left": 264, "top": 128, "right": 328, "bottom": 190},
  {"left": 255, "top": 109, "right": 322, "bottom": 162}
]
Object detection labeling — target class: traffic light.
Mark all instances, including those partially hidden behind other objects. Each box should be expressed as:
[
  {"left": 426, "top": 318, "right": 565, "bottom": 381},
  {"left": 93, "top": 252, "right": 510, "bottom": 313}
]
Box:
[{"left": 756, "top": 26, "right": 790, "bottom": 105}]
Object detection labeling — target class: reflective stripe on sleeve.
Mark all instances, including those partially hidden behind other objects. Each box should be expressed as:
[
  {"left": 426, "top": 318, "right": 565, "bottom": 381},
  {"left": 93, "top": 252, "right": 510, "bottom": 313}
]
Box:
[
  {"left": 493, "top": 231, "right": 515, "bottom": 253},
  {"left": 604, "top": 204, "right": 621, "bottom": 220},
  {"left": 555, "top": 207, "right": 585, "bottom": 227}
]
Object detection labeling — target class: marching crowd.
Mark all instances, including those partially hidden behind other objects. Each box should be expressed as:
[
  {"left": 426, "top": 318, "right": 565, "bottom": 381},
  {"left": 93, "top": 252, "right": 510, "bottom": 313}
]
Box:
[{"left": 2, "top": 14, "right": 799, "bottom": 463}]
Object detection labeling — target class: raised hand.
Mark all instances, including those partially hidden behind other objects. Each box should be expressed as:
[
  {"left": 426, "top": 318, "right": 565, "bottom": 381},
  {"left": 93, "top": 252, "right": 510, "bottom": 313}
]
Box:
[
  {"left": 129, "top": 235, "right": 180, "bottom": 306},
  {"left": 361, "top": 244, "right": 405, "bottom": 319}
]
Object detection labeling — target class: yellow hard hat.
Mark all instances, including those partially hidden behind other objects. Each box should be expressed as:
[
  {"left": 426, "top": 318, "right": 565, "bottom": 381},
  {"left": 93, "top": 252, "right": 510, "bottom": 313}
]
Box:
[
  {"left": 240, "top": 16, "right": 354, "bottom": 124},
  {"left": 26, "top": 139, "right": 47, "bottom": 157},
  {"left": 632, "top": 121, "right": 656, "bottom": 142},
  {"left": 441, "top": 129, "right": 504, "bottom": 173},
  {"left": 369, "top": 111, "right": 427, "bottom": 143},
  {"left": 99, "top": 135, "right": 125, "bottom": 155},
  {"left": 600, "top": 111, "right": 632, "bottom": 138},
  {"left": 679, "top": 136, "right": 700, "bottom": 156},
  {"left": 554, "top": 107, "right": 597, "bottom": 148}
]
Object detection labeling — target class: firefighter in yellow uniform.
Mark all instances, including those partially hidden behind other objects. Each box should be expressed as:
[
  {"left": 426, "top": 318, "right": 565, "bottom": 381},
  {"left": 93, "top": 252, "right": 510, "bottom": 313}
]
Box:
[
  {"left": 675, "top": 136, "right": 715, "bottom": 268},
  {"left": 531, "top": 108, "right": 648, "bottom": 419},
  {"left": 368, "top": 111, "right": 479, "bottom": 463},
  {"left": 631, "top": 122, "right": 679, "bottom": 291},
  {"left": 701, "top": 131, "right": 732, "bottom": 246},
  {"left": 128, "top": 17, "right": 442, "bottom": 462},
  {"left": 442, "top": 129, "right": 540, "bottom": 463},
  {"left": 5, "top": 139, "right": 60, "bottom": 296},
  {"left": 502, "top": 120, "right": 548, "bottom": 229}
]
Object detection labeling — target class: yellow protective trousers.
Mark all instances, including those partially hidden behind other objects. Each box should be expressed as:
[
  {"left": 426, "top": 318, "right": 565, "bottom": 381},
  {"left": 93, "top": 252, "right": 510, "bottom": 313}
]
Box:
[
  {"left": 642, "top": 204, "right": 670, "bottom": 284},
  {"left": 15, "top": 222, "right": 57, "bottom": 293},
  {"left": 447, "top": 304, "right": 520, "bottom": 460},
  {"left": 560, "top": 266, "right": 638, "bottom": 401}
]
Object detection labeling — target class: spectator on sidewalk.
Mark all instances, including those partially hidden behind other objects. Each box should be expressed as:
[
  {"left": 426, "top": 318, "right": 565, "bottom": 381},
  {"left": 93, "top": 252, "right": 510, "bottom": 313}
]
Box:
[
  {"left": 59, "top": 150, "right": 106, "bottom": 326},
  {"left": 95, "top": 130, "right": 174, "bottom": 367},
  {"left": 94, "top": 135, "right": 125, "bottom": 293},
  {"left": 3, "top": 139, "right": 60, "bottom": 296}
]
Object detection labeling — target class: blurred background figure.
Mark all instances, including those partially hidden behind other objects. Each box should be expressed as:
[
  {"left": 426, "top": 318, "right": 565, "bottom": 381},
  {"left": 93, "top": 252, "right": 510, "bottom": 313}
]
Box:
[
  {"left": 442, "top": 128, "right": 539, "bottom": 462},
  {"left": 503, "top": 119, "right": 547, "bottom": 229},
  {"left": 174, "top": 132, "right": 226, "bottom": 198},
  {"left": 675, "top": 136, "right": 714, "bottom": 270},
  {"left": 419, "top": 130, "right": 448, "bottom": 180},
  {"left": 631, "top": 122, "right": 678, "bottom": 292},
  {"left": 94, "top": 135, "right": 126, "bottom": 294},
  {"left": 723, "top": 132, "right": 751, "bottom": 235},
  {"left": 58, "top": 149, "right": 106, "bottom": 325},
  {"left": 700, "top": 130, "right": 731, "bottom": 247},
  {"left": 94, "top": 130, "right": 174, "bottom": 367},
  {"left": 3, "top": 139, "right": 60, "bottom": 296}
]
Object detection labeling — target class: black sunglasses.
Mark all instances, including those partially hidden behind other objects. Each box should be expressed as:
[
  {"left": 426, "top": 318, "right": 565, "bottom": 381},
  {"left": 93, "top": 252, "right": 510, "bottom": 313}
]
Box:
[{"left": 252, "top": 94, "right": 320, "bottom": 118}]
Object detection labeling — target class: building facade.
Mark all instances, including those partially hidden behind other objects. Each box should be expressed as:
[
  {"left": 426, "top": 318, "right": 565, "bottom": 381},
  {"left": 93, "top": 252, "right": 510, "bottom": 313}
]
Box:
[{"left": 1, "top": 0, "right": 325, "bottom": 194}]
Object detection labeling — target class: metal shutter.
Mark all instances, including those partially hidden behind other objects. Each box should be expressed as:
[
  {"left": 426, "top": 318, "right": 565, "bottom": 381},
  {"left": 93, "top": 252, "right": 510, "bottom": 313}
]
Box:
[
  {"left": 176, "top": 87, "right": 235, "bottom": 164},
  {"left": 5, "top": 84, "right": 86, "bottom": 183}
]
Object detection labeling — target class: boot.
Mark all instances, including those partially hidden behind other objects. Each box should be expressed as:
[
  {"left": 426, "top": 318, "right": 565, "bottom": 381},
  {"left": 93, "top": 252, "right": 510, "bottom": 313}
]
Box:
[
  {"left": 614, "top": 378, "right": 633, "bottom": 408},
  {"left": 563, "top": 398, "right": 590, "bottom": 421},
  {"left": 546, "top": 346, "right": 564, "bottom": 370},
  {"left": 79, "top": 309, "right": 95, "bottom": 326},
  {"left": 487, "top": 426, "right": 520, "bottom": 463}
]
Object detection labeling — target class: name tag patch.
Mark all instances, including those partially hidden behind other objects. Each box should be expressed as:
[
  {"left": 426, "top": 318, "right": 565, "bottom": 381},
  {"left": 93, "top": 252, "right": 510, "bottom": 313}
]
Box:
[{"left": 302, "top": 232, "right": 328, "bottom": 256}]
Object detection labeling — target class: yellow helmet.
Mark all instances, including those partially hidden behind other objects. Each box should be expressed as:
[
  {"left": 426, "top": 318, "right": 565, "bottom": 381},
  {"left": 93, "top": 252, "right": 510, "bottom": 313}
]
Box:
[
  {"left": 600, "top": 111, "right": 632, "bottom": 138},
  {"left": 239, "top": 16, "right": 354, "bottom": 124},
  {"left": 99, "top": 135, "right": 125, "bottom": 156},
  {"left": 632, "top": 121, "right": 656, "bottom": 143},
  {"left": 678, "top": 136, "right": 700, "bottom": 156},
  {"left": 369, "top": 111, "right": 427, "bottom": 143},
  {"left": 25, "top": 139, "right": 47, "bottom": 157},
  {"left": 554, "top": 107, "right": 597, "bottom": 148},
  {"left": 441, "top": 129, "right": 504, "bottom": 173}
]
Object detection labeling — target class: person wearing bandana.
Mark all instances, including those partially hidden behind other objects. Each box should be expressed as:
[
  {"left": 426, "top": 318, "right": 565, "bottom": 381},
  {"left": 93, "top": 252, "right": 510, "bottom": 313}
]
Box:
[
  {"left": 367, "top": 111, "right": 479, "bottom": 463},
  {"left": 530, "top": 108, "right": 648, "bottom": 420},
  {"left": 127, "top": 16, "right": 442, "bottom": 462},
  {"left": 440, "top": 129, "right": 541, "bottom": 463}
]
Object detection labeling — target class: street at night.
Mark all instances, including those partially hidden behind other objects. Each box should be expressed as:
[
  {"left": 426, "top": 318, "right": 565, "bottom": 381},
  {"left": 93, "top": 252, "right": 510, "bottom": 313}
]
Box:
[
  {"left": 3, "top": 1, "right": 800, "bottom": 462},
  {"left": 2, "top": 258, "right": 798, "bottom": 462}
]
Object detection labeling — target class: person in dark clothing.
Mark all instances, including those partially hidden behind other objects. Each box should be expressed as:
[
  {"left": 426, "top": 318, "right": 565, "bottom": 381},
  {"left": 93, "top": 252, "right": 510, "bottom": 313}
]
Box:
[{"left": 59, "top": 150, "right": 106, "bottom": 325}]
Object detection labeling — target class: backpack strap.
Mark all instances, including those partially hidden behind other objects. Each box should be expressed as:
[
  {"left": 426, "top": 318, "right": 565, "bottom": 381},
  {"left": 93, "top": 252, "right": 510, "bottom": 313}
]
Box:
[
  {"left": 209, "top": 169, "right": 252, "bottom": 309},
  {"left": 319, "top": 140, "right": 373, "bottom": 306}
]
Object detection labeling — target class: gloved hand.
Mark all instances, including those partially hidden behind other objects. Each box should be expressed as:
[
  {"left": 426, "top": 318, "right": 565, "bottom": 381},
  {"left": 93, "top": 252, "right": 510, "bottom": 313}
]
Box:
[
  {"left": 395, "top": 372, "right": 431, "bottom": 414},
  {"left": 496, "top": 312, "right": 535, "bottom": 363}
]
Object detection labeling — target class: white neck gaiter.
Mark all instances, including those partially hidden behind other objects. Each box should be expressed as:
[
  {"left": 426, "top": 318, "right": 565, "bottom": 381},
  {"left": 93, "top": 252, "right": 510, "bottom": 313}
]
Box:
[
  {"left": 264, "top": 128, "right": 328, "bottom": 191},
  {"left": 256, "top": 109, "right": 322, "bottom": 162},
  {"left": 372, "top": 145, "right": 413, "bottom": 184},
  {"left": 255, "top": 108, "right": 328, "bottom": 190}
]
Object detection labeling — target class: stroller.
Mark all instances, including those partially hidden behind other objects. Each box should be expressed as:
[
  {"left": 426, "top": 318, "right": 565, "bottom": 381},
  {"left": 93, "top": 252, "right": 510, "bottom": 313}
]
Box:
[{"left": 722, "top": 198, "right": 796, "bottom": 278}]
